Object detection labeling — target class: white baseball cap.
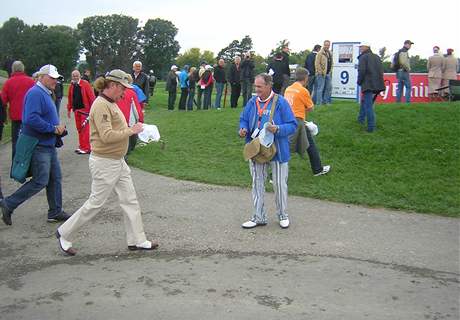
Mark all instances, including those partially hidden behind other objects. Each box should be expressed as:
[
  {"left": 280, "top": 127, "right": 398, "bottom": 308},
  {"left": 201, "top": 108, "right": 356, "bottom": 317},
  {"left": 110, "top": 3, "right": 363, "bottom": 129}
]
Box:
[
  {"left": 36, "top": 64, "right": 62, "bottom": 79},
  {"left": 170, "top": 65, "right": 178, "bottom": 70},
  {"left": 360, "top": 41, "right": 371, "bottom": 48}
]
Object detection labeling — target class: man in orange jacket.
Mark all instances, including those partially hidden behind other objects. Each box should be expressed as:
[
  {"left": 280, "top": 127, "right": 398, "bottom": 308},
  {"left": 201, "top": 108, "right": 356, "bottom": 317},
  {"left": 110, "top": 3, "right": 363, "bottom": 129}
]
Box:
[{"left": 67, "top": 70, "right": 95, "bottom": 154}]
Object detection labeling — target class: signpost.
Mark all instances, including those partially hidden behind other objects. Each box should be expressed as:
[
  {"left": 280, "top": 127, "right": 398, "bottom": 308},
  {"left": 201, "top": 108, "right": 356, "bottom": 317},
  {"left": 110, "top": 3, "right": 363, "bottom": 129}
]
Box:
[{"left": 331, "top": 42, "right": 361, "bottom": 100}]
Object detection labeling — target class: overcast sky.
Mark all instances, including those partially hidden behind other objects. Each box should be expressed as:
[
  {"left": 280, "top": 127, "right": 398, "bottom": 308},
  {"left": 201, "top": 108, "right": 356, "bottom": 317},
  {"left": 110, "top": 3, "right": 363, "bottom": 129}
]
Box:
[{"left": 2, "top": 0, "right": 459, "bottom": 60}]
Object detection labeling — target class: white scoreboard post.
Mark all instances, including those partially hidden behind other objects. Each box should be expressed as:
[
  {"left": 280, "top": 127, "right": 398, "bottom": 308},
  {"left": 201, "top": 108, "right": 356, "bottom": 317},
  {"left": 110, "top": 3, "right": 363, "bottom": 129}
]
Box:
[{"left": 331, "top": 42, "right": 361, "bottom": 100}]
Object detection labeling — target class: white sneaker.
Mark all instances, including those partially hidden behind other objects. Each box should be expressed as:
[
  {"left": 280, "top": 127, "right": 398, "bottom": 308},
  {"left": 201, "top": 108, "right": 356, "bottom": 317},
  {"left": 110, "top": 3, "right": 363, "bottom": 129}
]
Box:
[
  {"left": 280, "top": 219, "right": 290, "bottom": 228},
  {"left": 242, "top": 220, "right": 257, "bottom": 228},
  {"left": 314, "top": 165, "right": 331, "bottom": 176}
]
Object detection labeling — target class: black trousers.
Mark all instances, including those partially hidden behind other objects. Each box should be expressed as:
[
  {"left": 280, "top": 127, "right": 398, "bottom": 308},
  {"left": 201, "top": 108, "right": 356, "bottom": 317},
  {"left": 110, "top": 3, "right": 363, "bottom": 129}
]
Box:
[
  {"left": 230, "top": 83, "right": 241, "bottom": 108},
  {"left": 179, "top": 88, "right": 188, "bottom": 110},
  {"left": 306, "top": 128, "right": 323, "bottom": 174},
  {"left": 168, "top": 90, "right": 177, "bottom": 110}
]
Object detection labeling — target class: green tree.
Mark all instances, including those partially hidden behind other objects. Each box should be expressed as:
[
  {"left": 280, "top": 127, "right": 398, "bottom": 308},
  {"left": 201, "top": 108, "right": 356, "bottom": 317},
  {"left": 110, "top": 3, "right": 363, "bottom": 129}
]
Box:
[
  {"left": 78, "top": 14, "right": 139, "bottom": 76},
  {"left": 410, "top": 55, "right": 428, "bottom": 73},
  {"left": 217, "top": 35, "right": 253, "bottom": 63},
  {"left": 139, "top": 18, "right": 180, "bottom": 79},
  {"left": 0, "top": 17, "right": 27, "bottom": 71},
  {"left": 175, "top": 48, "right": 215, "bottom": 68},
  {"left": 269, "top": 39, "right": 290, "bottom": 58},
  {"left": 289, "top": 50, "right": 310, "bottom": 66}
]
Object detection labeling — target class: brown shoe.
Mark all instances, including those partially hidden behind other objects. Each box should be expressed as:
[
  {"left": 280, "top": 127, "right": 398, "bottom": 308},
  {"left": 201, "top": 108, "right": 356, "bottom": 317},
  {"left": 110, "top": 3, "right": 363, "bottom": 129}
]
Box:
[{"left": 56, "top": 230, "right": 77, "bottom": 256}]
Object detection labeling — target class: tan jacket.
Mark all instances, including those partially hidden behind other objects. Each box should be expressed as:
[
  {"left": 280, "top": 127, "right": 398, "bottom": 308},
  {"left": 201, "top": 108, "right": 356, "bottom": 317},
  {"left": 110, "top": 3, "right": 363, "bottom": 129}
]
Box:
[
  {"left": 442, "top": 55, "right": 458, "bottom": 80},
  {"left": 89, "top": 96, "right": 134, "bottom": 159},
  {"left": 427, "top": 53, "right": 443, "bottom": 78},
  {"left": 398, "top": 50, "right": 411, "bottom": 72},
  {"left": 315, "top": 48, "right": 332, "bottom": 76}
]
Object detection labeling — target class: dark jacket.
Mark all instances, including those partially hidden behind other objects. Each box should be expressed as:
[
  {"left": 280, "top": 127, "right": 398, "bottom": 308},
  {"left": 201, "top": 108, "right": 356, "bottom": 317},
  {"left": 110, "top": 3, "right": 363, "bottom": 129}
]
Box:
[
  {"left": 213, "top": 65, "right": 226, "bottom": 83},
  {"left": 165, "top": 71, "right": 177, "bottom": 92},
  {"left": 54, "top": 80, "right": 64, "bottom": 99},
  {"left": 304, "top": 52, "right": 317, "bottom": 76},
  {"left": 281, "top": 51, "right": 290, "bottom": 77},
  {"left": 241, "top": 58, "right": 255, "bottom": 81},
  {"left": 357, "top": 50, "right": 385, "bottom": 93},
  {"left": 228, "top": 63, "right": 241, "bottom": 84},
  {"left": 267, "top": 58, "right": 287, "bottom": 85},
  {"left": 131, "top": 72, "right": 150, "bottom": 102}
]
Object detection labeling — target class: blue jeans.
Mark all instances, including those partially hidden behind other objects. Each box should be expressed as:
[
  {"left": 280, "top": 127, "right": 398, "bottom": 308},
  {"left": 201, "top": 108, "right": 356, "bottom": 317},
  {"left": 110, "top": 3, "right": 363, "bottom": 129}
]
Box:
[
  {"left": 187, "top": 88, "right": 195, "bottom": 110},
  {"left": 396, "top": 70, "right": 411, "bottom": 103},
  {"left": 203, "top": 86, "right": 212, "bottom": 110},
  {"left": 3, "top": 145, "right": 63, "bottom": 218},
  {"left": 214, "top": 82, "right": 225, "bottom": 108},
  {"left": 315, "top": 74, "right": 332, "bottom": 105},
  {"left": 307, "top": 75, "right": 316, "bottom": 104},
  {"left": 358, "top": 91, "right": 376, "bottom": 132}
]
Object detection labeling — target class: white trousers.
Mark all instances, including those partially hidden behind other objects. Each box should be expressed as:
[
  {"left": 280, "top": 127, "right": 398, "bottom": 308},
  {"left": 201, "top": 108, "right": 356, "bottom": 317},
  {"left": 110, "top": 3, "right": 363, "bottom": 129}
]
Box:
[
  {"left": 59, "top": 155, "right": 147, "bottom": 246},
  {"left": 249, "top": 160, "right": 289, "bottom": 223}
]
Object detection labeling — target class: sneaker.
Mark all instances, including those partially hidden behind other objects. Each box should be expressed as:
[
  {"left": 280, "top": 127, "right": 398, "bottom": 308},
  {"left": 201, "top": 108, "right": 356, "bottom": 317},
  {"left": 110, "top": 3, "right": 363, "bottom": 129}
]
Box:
[
  {"left": 56, "top": 230, "right": 76, "bottom": 256},
  {"left": 76, "top": 149, "right": 90, "bottom": 154},
  {"left": 128, "top": 240, "right": 159, "bottom": 251},
  {"left": 279, "top": 218, "right": 290, "bottom": 229},
  {"left": 1, "top": 200, "right": 12, "bottom": 226},
  {"left": 47, "top": 211, "right": 72, "bottom": 223},
  {"left": 314, "top": 165, "right": 331, "bottom": 177},
  {"left": 241, "top": 220, "right": 267, "bottom": 229}
]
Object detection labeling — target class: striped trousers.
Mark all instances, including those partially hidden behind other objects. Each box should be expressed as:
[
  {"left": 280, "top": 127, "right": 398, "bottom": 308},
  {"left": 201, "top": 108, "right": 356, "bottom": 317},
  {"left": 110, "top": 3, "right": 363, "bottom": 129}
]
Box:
[{"left": 249, "top": 160, "right": 289, "bottom": 224}]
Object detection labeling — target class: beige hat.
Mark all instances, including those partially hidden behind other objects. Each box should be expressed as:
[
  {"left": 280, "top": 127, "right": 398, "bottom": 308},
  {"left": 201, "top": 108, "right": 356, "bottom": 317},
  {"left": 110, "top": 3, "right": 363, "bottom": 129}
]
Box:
[
  {"left": 36, "top": 64, "right": 62, "bottom": 79},
  {"left": 105, "top": 69, "right": 133, "bottom": 88}
]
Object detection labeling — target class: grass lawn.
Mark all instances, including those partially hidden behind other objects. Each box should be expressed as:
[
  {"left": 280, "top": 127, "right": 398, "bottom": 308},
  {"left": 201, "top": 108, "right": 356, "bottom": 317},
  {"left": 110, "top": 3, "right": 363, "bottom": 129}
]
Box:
[{"left": 128, "top": 82, "right": 460, "bottom": 217}]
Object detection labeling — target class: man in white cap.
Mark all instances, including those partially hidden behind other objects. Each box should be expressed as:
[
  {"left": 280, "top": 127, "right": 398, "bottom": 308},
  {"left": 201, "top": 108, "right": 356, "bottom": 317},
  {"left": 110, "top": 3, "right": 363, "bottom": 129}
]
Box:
[
  {"left": 1, "top": 64, "right": 70, "bottom": 226},
  {"left": 166, "top": 65, "right": 178, "bottom": 110}
]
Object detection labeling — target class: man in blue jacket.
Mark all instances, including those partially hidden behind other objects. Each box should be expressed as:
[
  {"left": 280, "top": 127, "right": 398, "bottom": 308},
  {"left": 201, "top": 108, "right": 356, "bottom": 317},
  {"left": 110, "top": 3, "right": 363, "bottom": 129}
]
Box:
[
  {"left": 1, "top": 64, "right": 70, "bottom": 226},
  {"left": 239, "top": 73, "right": 297, "bottom": 229}
]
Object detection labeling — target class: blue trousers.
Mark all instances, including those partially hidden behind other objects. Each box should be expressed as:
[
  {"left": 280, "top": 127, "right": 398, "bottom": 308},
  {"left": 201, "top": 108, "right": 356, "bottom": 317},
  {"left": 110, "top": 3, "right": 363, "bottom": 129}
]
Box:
[{"left": 358, "top": 91, "right": 376, "bottom": 132}]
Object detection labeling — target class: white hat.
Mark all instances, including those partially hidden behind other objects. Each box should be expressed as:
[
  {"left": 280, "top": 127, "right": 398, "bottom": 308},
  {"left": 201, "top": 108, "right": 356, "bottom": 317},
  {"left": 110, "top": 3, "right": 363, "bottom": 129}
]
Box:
[
  {"left": 360, "top": 41, "right": 371, "bottom": 48},
  {"left": 36, "top": 64, "right": 61, "bottom": 79},
  {"left": 170, "top": 65, "right": 178, "bottom": 70},
  {"left": 205, "top": 64, "right": 212, "bottom": 70}
]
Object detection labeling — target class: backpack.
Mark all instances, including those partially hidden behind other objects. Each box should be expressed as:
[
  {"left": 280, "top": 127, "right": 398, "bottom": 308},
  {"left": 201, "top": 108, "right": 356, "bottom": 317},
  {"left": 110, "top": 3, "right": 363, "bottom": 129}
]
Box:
[{"left": 390, "top": 50, "right": 401, "bottom": 71}]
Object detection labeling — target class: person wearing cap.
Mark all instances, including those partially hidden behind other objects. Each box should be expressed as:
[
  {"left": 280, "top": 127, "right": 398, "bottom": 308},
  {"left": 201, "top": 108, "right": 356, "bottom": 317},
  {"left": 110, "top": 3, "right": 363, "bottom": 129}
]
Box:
[
  {"left": 131, "top": 61, "right": 150, "bottom": 108},
  {"left": 200, "top": 65, "right": 214, "bottom": 109},
  {"left": 1, "top": 60, "right": 35, "bottom": 159},
  {"left": 67, "top": 70, "right": 96, "bottom": 154},
  {"left": 56, "top": 69, "right": 158, "bottom": 256},
  {"left": 427, "top": 46, "right": 444, "bottom": 100},
  {"left": 285, "top": 67, "right": 331, "bottom": 176},
  {"left": 1, "top": 64, "right": 69, "bottom": 226},
  {"left": 229, "top": 56, "right": 242, "bottom": 108},
  {"left": 441, "top": 49, "right": 458, "bottom": 97},
  {"left": 357, "top": 42, "right": 385, "bottom": 133},
  {"left": 396, "top": 40, "right": 414, "bottom": 103},
  {"left": 239, "top": 73, "right": 297, "bottom": 229},
  {"left": 280, "top": 45, "right": 291, "bottom": 96},
  {"left": 166, "top": 65, "right": 178, "bottom": 110}
]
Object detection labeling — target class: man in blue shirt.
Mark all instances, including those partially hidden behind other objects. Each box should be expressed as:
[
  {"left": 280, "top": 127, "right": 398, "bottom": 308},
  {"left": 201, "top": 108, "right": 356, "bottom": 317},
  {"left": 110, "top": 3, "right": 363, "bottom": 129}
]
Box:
[
  {"left": 239, "top": 73, "right": 297, "bottom": 229},
  {"left": 1, "top": 64, "right": 70, "bottom": 226}
]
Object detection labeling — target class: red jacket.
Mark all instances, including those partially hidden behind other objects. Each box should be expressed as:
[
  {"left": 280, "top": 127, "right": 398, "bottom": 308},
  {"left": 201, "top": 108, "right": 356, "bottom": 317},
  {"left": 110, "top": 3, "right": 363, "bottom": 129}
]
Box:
[
  {"left": 116, "top": 88, "right": 144, "bottom": 124},
  {"left": 1, "top": 72, "right": 35, "bottom": 121},
  {"left": 67, "top": 79, "right": 95, "bottom": 113}
]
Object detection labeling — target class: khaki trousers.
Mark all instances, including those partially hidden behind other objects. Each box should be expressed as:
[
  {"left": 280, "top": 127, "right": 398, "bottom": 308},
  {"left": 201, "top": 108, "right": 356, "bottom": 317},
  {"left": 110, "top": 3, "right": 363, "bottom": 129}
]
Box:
[{"left": 59, "top": 154, "right": 147, "bottom": 246}]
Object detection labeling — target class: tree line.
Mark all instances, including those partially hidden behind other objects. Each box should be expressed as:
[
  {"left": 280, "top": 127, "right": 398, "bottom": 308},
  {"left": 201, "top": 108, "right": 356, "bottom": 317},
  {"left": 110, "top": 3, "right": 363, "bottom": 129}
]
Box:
[{"left": 0, "top": 15, "right": 430, "bottom": 80}]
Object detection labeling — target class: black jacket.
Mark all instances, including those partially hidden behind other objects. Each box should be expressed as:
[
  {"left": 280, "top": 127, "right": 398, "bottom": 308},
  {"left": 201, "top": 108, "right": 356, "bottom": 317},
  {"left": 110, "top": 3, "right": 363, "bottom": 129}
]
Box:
[
  {"left": 165, "top": 71, "right": 177, "bottom": 92},
  {"left": 228, "top": 63, "right": 241, "bottom": 84},
  {"left": 240, "top": 59, "right": 255, "bottom": 81},
  {"left": 267, "top": 58, "right": 287, "bottom": 85},
  {"left": 132, "top": 72, "right": 150, "bottom": 102},
  {"left": 357, "top": 50, "right": 385, "bottom": 93},
  {"left": 213, "top": 65, "right": 226, "bottom": 83},
  {"left": 304, "top": 52, "right": 317, "bottom": 76}
]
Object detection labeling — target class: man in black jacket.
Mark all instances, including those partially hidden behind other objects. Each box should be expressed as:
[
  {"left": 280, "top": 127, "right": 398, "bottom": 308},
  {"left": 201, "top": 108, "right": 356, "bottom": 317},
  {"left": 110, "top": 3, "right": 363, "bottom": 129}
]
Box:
[
  {"left": 280, "top": 45, "right": 291, "bottom": 95},
  {"left": 357, "top": 43, "right": 385, "bottom": 133},
  {"left": 267, "top": 53, "right": 287, "bottom": 94},
  {"left": 228, "top": 56, "right": 242, "bottom": 108},
  {"left": 213, "top": 59, "right": 226, "bottom": 109},
  {"left": 240, "top": 52, "right": 255, "bottom": 106},
  {"left": 131, "top": 61, "right": 150, "bottom": 108},
  {"left": 304, "top": 44, "right": 321, "bottom": 103}
]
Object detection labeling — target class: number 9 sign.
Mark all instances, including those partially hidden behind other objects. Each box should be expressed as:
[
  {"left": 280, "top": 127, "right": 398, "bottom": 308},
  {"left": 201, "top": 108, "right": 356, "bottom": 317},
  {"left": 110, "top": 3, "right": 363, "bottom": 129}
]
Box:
[{"left": 340, "top": 71, "right": 349, "bottom": 84}]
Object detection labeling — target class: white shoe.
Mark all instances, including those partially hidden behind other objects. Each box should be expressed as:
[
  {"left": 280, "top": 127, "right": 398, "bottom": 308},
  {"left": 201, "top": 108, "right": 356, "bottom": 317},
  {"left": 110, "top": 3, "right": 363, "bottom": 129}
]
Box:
[
  {"left": 280, "top": 219, "right": 290, "bottom": 228},
  {"left": 314, "top": 165, "right": 331, "bottom": 176},
  {"left": 241, "top": 220, "right": 267, "bottom": 229}
]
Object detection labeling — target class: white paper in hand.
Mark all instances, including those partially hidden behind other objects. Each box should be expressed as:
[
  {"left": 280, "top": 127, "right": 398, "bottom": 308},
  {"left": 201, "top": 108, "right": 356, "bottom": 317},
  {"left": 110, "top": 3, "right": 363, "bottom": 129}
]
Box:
[
  {"left": 268, "top": 68, "right": 275, "bottom": 76},
  {"left": 258, "top": 122, "right": 274, "bottom": 147},
  {"left": 138, "top": 124, "right": 161, "bottom": 143}
]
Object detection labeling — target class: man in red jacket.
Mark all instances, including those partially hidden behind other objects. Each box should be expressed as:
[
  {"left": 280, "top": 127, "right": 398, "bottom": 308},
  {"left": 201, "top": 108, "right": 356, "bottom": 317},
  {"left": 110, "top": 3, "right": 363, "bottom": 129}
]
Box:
[
  {"left": 1, "top": 60, "right": 35, "bottom": 158},
  {"left": 67, "top": 70, "right": 95, "bottom": 154}
]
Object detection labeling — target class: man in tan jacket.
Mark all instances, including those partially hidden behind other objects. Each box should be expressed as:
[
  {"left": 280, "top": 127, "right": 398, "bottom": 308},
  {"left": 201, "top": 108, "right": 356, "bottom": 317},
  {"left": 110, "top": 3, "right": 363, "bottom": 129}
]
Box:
[
  {"left": 314, "top": 40, "right": 333, "bottom": 105},
  {"left": 56, "top": 69, "right": 158, "bottom": 255},
  {"left": 427, "top": 46, "right": 444, "bottom": 99},
  {"left": 442, "top": 48, "right": 459, "bottom": 96},
  {"left": 396, "top": 40, "right": 414, "bottom": 103}
]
